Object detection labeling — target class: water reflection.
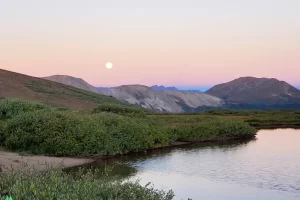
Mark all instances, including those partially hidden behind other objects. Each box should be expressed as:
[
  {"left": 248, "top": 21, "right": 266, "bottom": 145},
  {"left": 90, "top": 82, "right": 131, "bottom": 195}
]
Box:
[{"left": 70, "top": 129, "right": 300, "bottom": 200}]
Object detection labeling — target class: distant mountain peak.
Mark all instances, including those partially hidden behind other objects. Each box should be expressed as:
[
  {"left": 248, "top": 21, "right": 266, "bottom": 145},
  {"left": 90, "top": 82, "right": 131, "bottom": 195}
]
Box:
[
  {"left": 206, "top": 76, "right": 300, "bottom": 108},
  {"left": 151, "top": 85, "right": 178, "bottom": 90}
]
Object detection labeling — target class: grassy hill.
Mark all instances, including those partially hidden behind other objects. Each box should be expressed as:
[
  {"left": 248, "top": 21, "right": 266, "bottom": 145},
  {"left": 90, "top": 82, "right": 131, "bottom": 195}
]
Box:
[{"left": 0, "top": 69, "right": 121, "bottom": 110}]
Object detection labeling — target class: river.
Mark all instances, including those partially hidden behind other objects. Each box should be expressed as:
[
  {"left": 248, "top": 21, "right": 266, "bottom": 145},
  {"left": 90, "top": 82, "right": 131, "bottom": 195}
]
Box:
[{"left": 72, "top": 129, "right": 300, "bottom": 200}]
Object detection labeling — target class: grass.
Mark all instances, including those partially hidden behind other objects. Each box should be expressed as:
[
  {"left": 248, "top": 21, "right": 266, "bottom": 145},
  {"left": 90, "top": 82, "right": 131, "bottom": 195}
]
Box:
[
  {"left": 92, "top": 103, "right": 153, "bottom": 117},
  {"left": 150, "top": 109, "right": 300, "bottom": 128},
  {"left": 0, "top": 167, "right": 174, "bottom": 200},
  {"left": 25, "top": 80, "right": 120, "bottom": 105}
]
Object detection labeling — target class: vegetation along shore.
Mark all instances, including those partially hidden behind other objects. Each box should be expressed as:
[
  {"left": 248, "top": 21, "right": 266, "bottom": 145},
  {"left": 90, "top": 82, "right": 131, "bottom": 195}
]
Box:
[
  {"left": 1, "top": 98, "right": 300, "bottom": 199},
  {"left": 0, "top": 98, "right": 256, "bottom": 157}
]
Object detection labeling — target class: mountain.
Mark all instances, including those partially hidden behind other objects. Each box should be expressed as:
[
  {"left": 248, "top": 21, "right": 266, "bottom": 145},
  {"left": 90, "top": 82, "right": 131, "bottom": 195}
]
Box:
[
  {"left": 0, "top": 69, "right": 121, "bottom": 109},
  {"left": 206, "top": 77, "right": 300, "bottom": 109},
  {"left": 43, "top": 75, "right": 99, "bottom": 94},
  {"left": 151, "top": 85, "right": 178, "bottom": 90},
  {"left": 40, "top": 73, "right": 300, "bottom": 112},
  {"left": 103, "top": 85, "right": 224, "bottom": 112},
  {"left": 43, "top": 76, "right": 224, "bottom": 112},
  {"left": 96, "top": 87, "right": 111, "bottom": 92}
]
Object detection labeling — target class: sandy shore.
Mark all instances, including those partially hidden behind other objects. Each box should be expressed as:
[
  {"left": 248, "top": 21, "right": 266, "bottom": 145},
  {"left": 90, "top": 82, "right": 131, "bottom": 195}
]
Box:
[{"left": 0, "top": 151, "right": 94, "bottom": 172}]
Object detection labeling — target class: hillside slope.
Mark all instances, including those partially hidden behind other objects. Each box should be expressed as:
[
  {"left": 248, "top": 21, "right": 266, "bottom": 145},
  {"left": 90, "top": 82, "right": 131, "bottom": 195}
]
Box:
[
  {"left": 206, "top": 77, "right": 300, "bottom": 108},
  {"left": 104, "top": 85, "right": 224, "bottom": 112},
  {"left": 43, "top": 75, "right": 99, "bottom": 93},
  {"left": 43, "top": 75, "right": 224, "bottom": 112},
  {"left": 0, "top": 69, "right": 120, "bottom": 109}
]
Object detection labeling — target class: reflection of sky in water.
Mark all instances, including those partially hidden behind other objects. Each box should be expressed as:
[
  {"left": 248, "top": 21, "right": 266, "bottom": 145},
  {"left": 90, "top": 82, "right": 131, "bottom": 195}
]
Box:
[
  {"left": 74, "top": 129, "right": 300, "bottom": 200},
  {"left": 122, "top": 129, "right": 300, "bottom": 200}
]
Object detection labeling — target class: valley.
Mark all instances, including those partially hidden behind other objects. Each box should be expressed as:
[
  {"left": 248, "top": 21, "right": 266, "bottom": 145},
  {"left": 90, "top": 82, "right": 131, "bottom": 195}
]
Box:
[{"left": 1, "top": 68, "right": 300, "bottom": 200}]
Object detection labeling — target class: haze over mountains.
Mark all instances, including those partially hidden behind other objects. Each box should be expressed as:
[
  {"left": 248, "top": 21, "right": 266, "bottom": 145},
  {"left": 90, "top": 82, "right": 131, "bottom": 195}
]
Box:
[{"left": 1, "top": 68, "right": 300, "bottom": 112}]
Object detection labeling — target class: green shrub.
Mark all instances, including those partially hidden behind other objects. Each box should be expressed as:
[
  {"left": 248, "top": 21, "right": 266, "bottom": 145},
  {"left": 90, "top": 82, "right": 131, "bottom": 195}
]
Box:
[
  {"left": 5, "top": 110, "right": 169, "bottom": 156},
  {"left": 203, "top": 109, "right": 261, "bottom": 116},
  {"left": 93, "top": 103, "right": 149, "bottom": 117},
  {"left": 1, "top": 99, "right": 258, "bottom": 157},
  {"left": 0, "top": 168, "right": 174, "bottom": 200},
  {"left": 0, "top": 98, "right": 49, "bottom": 120},
  {"left": 172, "top": 118, "right": 257, "bottom": 142},
  {"left": 0, "top": 120, "right": 6, "bottom": 145}
]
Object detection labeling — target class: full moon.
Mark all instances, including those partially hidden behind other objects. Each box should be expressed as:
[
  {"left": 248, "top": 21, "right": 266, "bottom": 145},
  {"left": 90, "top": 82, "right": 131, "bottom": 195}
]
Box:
[{"left": 106, "top": 62, "right": 113, "bottom": 69}]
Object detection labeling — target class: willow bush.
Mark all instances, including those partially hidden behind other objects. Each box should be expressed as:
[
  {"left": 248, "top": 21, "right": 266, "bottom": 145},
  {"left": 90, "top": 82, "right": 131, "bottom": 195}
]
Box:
[
  {"left": 92, "top": 103, "right": 150, "bottom": 117},
  {"left": 5, "top": 110, "right": 169, "bottom": 156},
  {"left": 0, "top": 98, "right": 49, "bottom": 120},
  {"left": 1, "top": 99, "right": 257, "bottom": 156},
  {"left": 171, "top": 118, "right": 257, "bottom": 142},
  {"left": 0, "top": 120, "right": 6, "bottom": 145},
  {"left": 0, "top": 168, "right": 174, "bottom": 200}
]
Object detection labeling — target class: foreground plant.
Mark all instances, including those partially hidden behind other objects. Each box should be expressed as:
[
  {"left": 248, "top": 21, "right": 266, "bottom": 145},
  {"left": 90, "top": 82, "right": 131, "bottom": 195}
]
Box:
[{"left": 0, "top": 167, "right": 174, "bottom": 200}]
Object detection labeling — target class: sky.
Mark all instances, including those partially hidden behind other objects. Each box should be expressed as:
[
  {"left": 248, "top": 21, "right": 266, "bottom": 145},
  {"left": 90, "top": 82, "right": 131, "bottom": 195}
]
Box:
[{"left": 1, "top": 0, "right": 300, "bottom": 88}]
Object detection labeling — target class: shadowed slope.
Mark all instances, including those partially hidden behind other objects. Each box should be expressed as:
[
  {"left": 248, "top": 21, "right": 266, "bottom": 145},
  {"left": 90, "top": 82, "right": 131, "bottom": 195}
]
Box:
[
  {"left": 0, "top": 69, "right": 120, "bottom": 109},
  {"left": 43, "top": 75, "right": 99, "bottom": 93},
  {"left": 206, "top": 77, "right": 300, "bottom": 108}
]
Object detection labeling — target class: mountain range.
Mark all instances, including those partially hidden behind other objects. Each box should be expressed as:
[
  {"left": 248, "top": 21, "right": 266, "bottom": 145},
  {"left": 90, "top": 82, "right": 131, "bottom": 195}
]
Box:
[
  {"left": 151, "top": 85, "right": 178, "bottom": 90},
  {"left": 43, "top": 75, "right": 223, "bottom": 112},
  {"left": 1, "top": 68, "right": 300, "bottom": 112}
]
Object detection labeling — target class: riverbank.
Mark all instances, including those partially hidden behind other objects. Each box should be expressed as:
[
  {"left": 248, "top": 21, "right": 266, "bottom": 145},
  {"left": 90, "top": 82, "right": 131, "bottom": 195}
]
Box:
[
  {"left": 0, "top": 134, "right": 256, "bottom": 172},
  {"left": 0, "top": 150, "right": 93, "bottom": 172},
  {"left": 5, "top": 99, "right": 299, "bottom": 171},
  {"left": 1, "top": 133, "right": 258, "bottom": 174}
]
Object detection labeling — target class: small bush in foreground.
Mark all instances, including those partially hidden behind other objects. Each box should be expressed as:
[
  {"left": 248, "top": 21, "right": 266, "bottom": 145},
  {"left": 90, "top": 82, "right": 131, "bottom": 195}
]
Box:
[
  {"left": 0, "top": 168, "right": 174, "bottom": 200},
  {"left": 0, "top": 98, "right": 49, "bottom": 120}
]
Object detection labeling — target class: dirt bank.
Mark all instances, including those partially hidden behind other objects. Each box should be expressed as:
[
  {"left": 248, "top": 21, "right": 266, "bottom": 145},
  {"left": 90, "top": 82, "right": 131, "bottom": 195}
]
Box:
[{"left": 0, "top": 151, "right": 94, "bottom": 172}]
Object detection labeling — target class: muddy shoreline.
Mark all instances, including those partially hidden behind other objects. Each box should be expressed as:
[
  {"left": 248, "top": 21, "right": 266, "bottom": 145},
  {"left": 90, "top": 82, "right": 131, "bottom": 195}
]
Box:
[
  {"left": 0, "top": 135, "right": 256, "bottom": 172},
  {"left": 0, "top": 151, "right": 93, "bottom": 172}
]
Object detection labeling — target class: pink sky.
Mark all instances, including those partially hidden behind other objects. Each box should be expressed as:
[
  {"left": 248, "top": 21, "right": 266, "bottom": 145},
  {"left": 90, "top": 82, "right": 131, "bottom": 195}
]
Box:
[{"left": 1, "top": 0, "right": 299, "bottom": 87}]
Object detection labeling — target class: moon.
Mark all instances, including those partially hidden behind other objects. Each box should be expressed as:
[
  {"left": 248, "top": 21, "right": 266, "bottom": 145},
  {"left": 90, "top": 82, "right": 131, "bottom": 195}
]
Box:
[{"left": 106, "top": 62, "right": 113, "bottom": 69}]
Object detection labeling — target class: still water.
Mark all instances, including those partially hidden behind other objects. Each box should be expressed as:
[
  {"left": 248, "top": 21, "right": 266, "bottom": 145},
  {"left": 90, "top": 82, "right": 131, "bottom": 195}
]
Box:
[{"left": 76, "top": 129, "right": 300, "bottom": 200}]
